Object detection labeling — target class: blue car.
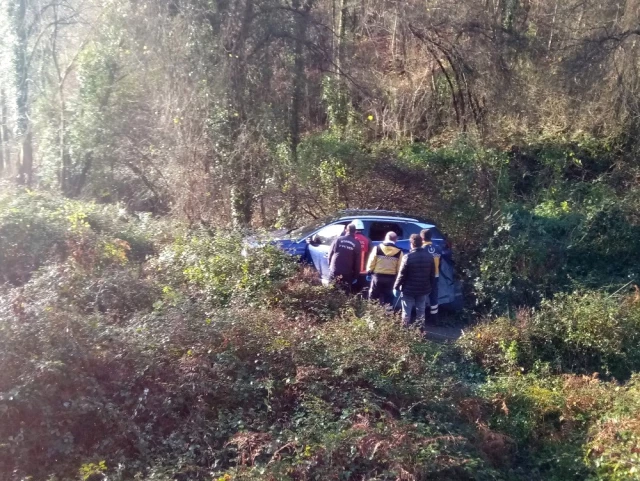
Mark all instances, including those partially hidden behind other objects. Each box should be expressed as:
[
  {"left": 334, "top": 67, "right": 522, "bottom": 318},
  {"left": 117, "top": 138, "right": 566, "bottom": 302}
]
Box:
[{"left": 265, "top": 209, "right": 463, "bottom": 310}]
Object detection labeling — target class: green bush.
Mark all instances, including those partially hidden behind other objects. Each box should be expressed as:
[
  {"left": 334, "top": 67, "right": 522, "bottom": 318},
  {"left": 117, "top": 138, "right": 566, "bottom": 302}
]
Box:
[
  {"left": 271, "top": 267, "right": 351, "bottom": 322},
  {"left": 470, "top": 372, "right": 640, "bottom": 481},
  {"left": 530, "top": 293, "right": 640, "bottom": 379},
  {"left": 0, "top": 189, "right": 163, "bottom": 285},
  {"left": 154, "top": 230, "right": 298, "bottom": 308},
  {"left": 475, "top": 373, "right": 614, "bottom": 480},
  {"left": 457, "top": 315, "right": 527, "bottom": 373},
  {"left": 4, "top": 174, "right": 640, "bottom": 481},
  {"left": 83, "top": 205, "right": 160, "bottom": 262},
  {"left": 3, "top": 217, "right": 640, "bottom": 480},
  {"left": 460, "top": 291, "right": 640, "bottom": 380},
  {"left": 586, "top": 375, "right": 640, "bottom": 480},
  {"left": 473, "top": 208, "right": 574, "bottom": 312},
  {"left": 588, "top": 416, "right": 640, "bottom": 480},
  {"left": 0, "top": 210, "right": 503, "bottom": 481},
  {"left": 0, "top": 190, "right": 68, "bottom": 284},
  {"left": 0, "top": 267, "right": 501, "bottom": 480},
  {"left": 474, "top": 198, "right": 640, "bottom": 313},
  {"left": 205, "top": 310, "right": 500, "bottom": 481}
]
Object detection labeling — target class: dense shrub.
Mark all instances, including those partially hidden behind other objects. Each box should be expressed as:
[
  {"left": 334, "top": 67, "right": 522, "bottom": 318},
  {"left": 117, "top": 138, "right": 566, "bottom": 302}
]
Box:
[
  {"left": 474, "top": 200, "right": 640, "bottom": 313},
  {"left": 469, "top": 372, "right": 640, "bottom": 481},
  {"left": 83, "top": 206, "right": 160, "bottom": 262},
  {"left": 0, "top": 273, "right": 503, "bottom": 480},
  {"left": 531, "top": 293, "right": 640, "bottom": 379},
  {"left": 271, "top": 267, "right": 351, "bottom": 322},
  {"left": 458, "top": 315, "right": 526, "bottom": 373},
  {"left": 0, "top": 290, "right": 146, "bottom": 477},
  {"left": 197, "top": 310, "right": 501, "bottom": 481},
  {"left": 153, "top": 230, "right": 298, "bottom": 308},
  {"left": 586, "top": 375, "right": 640, "bottom": 480},
  {"left": 459, "top": 291, "right": 640, "bottom": 380},
  {"left": 473, "top": 209, "right": 571, "bottom": 312},
  {"left": 2, "top": 187, "right": 640, "bottom": 481},
  {"left": 0, "top": 189, "right": 161, "bottom": 285},
  {"left": 0, "top": 201, "right": 506, "bottom": 480},
  {"left": 0, "top": 190, "right": 68, "bottom": 284},
  {"left": 33, "top": 263, "right": 159, "bottom": 319},
  {"left": 476, "top": 374, "right": 607, "bottom": 480}
]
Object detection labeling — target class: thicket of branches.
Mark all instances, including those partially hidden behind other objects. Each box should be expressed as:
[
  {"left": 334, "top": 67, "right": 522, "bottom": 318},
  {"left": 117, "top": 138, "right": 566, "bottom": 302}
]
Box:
[
  {"left": 0, "top": 188, "right": 639, "bottom": 480},
  {"left": 1, "top": 0, "right": 639, "bottom": 227}
]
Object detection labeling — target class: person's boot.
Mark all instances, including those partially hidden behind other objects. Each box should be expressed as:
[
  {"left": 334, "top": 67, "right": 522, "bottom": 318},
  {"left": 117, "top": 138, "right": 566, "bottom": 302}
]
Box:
[{"left": 429, "top": 305, "right": 439, "bottom": 325}]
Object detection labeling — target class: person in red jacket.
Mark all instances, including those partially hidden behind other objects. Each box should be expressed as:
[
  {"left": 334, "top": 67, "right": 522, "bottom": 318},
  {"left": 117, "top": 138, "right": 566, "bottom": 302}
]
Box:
[
  {"left": 352, "top": 219, "right": 371, "bottom": 275},
  {"left": 351, "top": 219, "right": 371, "bottom": 294}
]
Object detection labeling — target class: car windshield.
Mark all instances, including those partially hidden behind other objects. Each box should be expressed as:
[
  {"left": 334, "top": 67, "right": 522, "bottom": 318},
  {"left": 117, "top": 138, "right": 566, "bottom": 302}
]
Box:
[{"left": 288, "top": 215, "right": 338, "bottom": 240}]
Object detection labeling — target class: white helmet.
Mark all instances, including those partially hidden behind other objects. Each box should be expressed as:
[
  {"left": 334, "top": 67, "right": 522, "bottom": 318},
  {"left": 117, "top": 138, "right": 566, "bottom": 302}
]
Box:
[{"left": 353, "top": 219, "right": 365, "bottom": 230}]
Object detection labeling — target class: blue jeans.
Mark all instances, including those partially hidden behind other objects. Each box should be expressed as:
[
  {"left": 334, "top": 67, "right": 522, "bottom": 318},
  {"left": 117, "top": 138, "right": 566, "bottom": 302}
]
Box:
[{"left": 401, "top": 294, "right": 428, "bottom": 326}]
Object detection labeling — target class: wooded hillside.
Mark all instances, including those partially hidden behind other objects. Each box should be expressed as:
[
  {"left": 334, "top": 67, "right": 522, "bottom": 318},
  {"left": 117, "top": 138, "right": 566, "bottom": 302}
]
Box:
[{"left": 1, "top": 1, "right": 640, "bottom": 480}]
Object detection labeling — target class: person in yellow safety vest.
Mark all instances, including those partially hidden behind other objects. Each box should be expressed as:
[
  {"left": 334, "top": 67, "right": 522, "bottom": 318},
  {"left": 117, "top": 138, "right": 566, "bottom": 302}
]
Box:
[
  {"left": 420, "top": 228, "right": 441, "bottom": 323},
  {"left": 366, "top": 231, "right": 403, "bottom": 306}
]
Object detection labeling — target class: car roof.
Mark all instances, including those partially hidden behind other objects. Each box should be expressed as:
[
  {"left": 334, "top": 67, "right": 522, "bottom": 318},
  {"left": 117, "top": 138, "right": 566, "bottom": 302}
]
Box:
[{"left": 334, "top": 209, "right": 437, "bottom": 225}]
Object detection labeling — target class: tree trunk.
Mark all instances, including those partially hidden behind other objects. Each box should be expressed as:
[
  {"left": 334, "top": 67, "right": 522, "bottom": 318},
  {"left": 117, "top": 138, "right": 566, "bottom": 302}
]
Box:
[
  {"left": 331, "top": 0, "right": 336, "bottom": 65},
  {"left": 228, "top": 0, "right": 254, "bottom": 228},
  {"left": 547, "top": 0, "right": 558, "bottom": 52},
  {"left": 14, "top": 0, "right": 32, "bottom": 186},
  {"left": 290, "top": 0, "right": 310, "bottom": 168},
  {"left": 282, "top": 0, "right": 313, "bottom": 226},
  {"left": 391, "top": 1, "right": 398, "bottom": 58},
  {"left": 19, "top": 132, "right": 33, "bottom": 187},
  {"left": 335, "top": 0, "right": 349, "bottom": 132},
  {"left": 59, "top": 96, "right": 69, "bottom": 192},
  {"left": 337, "top": 0, "right": 347, "bottom": 73},
  {"left": 230, "top": 184, "right": 253, "bottom": 228},
  {"left": 0, "top": 88, "right": 5, "bottom": 173},
  {"left": 52, "top": 3, "right": 70, "bottom": 194}
]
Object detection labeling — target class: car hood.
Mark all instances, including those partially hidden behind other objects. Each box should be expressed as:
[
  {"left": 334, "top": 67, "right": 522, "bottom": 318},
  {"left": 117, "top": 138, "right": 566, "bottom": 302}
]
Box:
[
  {"left": 244, "top": 229, "right": 298, "bottom": 247},
  {"left": 244, "top": 231, "right": 307, "bottom": 258}
]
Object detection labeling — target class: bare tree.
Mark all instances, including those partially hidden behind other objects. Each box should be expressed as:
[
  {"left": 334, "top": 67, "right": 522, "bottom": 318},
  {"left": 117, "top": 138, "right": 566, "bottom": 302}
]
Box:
[{"left": 12, "top": 0, "right": 33, "bottom": 186}]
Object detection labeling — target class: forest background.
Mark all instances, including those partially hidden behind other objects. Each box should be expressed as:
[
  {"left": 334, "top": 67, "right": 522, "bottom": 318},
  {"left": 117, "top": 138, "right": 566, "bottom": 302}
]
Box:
[{"left": 1, "top": 0, "right": 640, "bottom": 479}]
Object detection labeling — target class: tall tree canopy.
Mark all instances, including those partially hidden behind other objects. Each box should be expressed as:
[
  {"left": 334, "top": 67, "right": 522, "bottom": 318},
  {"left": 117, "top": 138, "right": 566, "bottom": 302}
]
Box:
[{"left": 0, "top": 0, "right": 639, "bottom": 225}]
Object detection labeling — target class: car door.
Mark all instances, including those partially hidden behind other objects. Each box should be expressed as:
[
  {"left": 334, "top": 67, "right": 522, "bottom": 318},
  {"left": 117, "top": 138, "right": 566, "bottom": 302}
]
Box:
[
  {"left": 404, "top": 222, "right": 456, "bottom": 306},
  {"left": 307, "top": 222, "right": 349, "bottom": 282}
]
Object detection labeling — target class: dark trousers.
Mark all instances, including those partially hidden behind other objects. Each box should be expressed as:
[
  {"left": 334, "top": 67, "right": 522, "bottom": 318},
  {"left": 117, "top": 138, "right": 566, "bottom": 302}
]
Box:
[
  {"left": 429, "top": 277, "right": 439, "bottom": 322},
  {"left": 369, "top": 274, "right": 395, "bottom": 306},
  {"left": 331, "top": 275, "right": 354, "bottom": 295}
]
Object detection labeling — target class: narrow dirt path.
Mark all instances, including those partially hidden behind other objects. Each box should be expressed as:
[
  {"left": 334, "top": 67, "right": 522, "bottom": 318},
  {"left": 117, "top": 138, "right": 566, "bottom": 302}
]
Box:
[{"left": 423, "top": 325, "right": 463, "bottom": 342}]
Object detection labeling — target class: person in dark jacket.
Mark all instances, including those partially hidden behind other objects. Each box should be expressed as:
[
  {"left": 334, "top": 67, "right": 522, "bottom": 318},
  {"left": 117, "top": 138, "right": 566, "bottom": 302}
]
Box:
[
  {"left": 393, "top": 234, "right": 436, "bottom": 327},
  {"left": 328, "top": 223, "right": 362, "bottom": 293},
  {"left": 420, "top": 228, "right": 442, "bottom": 323}
]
